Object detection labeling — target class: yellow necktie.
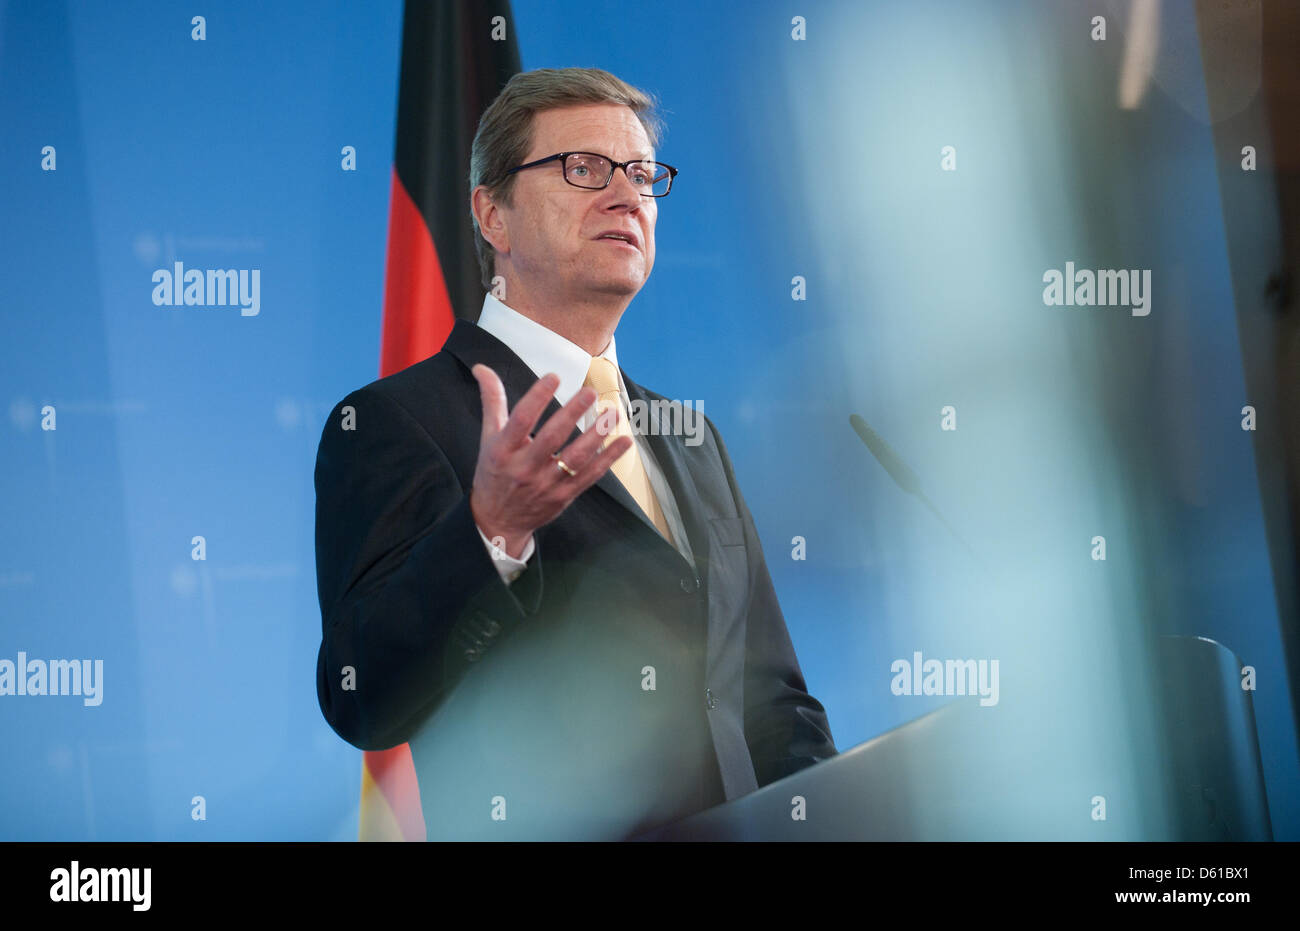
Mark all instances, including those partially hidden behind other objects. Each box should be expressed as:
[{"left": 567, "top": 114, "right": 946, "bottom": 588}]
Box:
[{"left": 584, "top": 356, "right": 673, "bottom": 541}]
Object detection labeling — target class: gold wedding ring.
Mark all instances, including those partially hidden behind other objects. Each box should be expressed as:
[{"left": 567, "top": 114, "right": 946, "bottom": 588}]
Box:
[{"left": 552, "top": 454, "right": 577, "bottom": 477}]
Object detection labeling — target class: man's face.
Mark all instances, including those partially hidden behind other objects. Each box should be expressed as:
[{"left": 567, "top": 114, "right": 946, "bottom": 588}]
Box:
[{"left": 497, "top": 103, "right": 658, "bottom": 303}]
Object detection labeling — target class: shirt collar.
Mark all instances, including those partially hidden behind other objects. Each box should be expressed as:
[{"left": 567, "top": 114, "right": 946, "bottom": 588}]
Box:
[{"left": 476, "top": 291, "right": 622, "bottom": 406}]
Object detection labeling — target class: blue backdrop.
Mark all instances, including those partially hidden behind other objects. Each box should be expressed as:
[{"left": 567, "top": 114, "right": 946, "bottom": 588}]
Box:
[{"left": 2, "top": 0, "right": 1295, "bottom": 840}]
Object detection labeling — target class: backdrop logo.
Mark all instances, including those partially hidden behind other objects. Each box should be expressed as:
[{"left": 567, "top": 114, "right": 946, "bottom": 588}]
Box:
[
  {"left": 151, "top": 261, "right": 260, "bottom": 316},
  {"left": 1042, "top": 262, "right": 1151, "bottom": 316}
]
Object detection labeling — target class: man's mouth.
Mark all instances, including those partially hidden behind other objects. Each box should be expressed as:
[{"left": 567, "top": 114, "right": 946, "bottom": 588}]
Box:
[{"left": 595, "top": 230, "right": 640, "bottom": 250}]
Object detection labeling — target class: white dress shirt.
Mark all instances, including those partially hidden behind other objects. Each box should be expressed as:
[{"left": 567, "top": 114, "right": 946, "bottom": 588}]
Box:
[{"left": 471, "top": 292, "right": 696, "bottom": 582}]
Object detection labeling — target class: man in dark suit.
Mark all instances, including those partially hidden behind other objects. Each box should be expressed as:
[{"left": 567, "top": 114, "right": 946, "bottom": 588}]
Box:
[{"left": 314, "top": 67, "right": 836, "bottom": 839}]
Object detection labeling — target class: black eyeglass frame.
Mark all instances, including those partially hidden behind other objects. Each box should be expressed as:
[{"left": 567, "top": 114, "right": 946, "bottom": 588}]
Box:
[{"left": 502, "top": 151, "right": 678, "bottom": 197}]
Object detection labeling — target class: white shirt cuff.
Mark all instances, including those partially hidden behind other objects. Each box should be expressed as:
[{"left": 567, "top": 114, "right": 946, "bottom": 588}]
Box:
[{"left": 476, "top": 524, "right": 535, "bottom": 584}]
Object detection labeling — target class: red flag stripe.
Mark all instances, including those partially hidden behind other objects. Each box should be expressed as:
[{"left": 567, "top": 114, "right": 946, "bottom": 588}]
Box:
[
  {"left": 380, "top": 168, "right": 457, "bottom": 378},
  {"left": 362, "top": 173, "right": 453, "bottom": 843},
  {"left": 362, "top": 0, "right": 520, "bottom": 843},
  {"left": 361, "top": 743, "right": 425, "bottom": 841}
]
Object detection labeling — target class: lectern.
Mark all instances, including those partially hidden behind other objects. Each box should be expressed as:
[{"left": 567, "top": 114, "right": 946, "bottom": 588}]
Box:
[{"left": 635, "top": 635, "right": 1271, "bottom": 840}]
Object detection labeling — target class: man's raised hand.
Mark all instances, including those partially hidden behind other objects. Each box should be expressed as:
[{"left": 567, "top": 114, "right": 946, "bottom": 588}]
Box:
[{"left": 468, "top": 363, "right": 632, "bottom": 560}]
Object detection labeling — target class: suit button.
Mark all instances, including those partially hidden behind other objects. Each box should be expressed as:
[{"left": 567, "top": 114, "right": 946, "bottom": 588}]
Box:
[
  {"left": 680, "top": 575, "right": 699, "bottom": 593},
  {"left": 471, "top": 612, "right": 501, "bottom": 639},
  {"left": 705, "top": 687, "right": 718, "bottom": 710}
]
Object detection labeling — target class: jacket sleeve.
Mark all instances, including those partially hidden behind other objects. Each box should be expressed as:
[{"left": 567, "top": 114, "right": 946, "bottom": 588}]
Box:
[
  {"left": 705, "top": 415, "right": 839, "bottom": 786},
  {"left": 313, "top": 386, "right": 544, "bottom": 751}
]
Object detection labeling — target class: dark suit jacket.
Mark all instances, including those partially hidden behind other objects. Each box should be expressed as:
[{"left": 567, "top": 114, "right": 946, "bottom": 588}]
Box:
[{"left": 314, "top": 318, "right": 836, "bottom": 839}]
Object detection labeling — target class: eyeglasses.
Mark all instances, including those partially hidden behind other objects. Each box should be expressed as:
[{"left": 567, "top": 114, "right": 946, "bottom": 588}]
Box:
[{"left": 503, "top": 151, "right": 678, "bottom": 197}]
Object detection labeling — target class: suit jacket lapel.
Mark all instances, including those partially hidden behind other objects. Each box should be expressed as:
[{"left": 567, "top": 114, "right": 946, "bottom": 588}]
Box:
[{"left": 621, "top": 372, "right": 714, "bottom": 585}]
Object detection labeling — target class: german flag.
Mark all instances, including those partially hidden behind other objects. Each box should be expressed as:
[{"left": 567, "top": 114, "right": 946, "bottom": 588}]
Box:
[{"left": 364, "top": 0, "right": 521, "bottom": 842}]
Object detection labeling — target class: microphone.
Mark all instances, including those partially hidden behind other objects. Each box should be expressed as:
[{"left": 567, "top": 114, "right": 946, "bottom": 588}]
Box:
[{"left": 849, "top": 414, "right": 983, "bottom": 567}]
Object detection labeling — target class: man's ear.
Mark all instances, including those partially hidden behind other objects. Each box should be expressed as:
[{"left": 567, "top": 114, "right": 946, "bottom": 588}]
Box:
[{"left": 471, "top": 185, "right": 509, "bottom": 256}]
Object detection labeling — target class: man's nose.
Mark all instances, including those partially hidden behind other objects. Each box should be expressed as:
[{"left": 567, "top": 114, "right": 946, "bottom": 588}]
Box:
[{"left": 602, "top": 166, "right": 644, "bottom": 206}]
